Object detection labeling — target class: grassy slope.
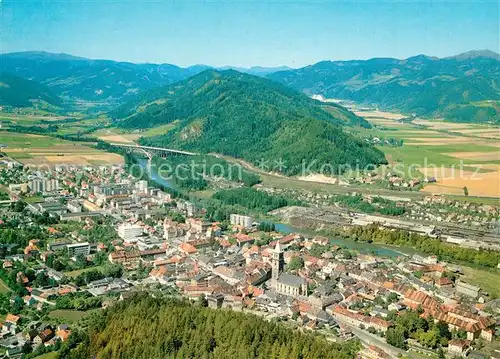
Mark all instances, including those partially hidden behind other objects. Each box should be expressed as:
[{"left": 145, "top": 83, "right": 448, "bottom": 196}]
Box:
[
  {"left": 0, "top": 278, "right": 12, "bottom": 293},
  {"left": 33, "top": 353, "right": 58, "bottom": 359}
]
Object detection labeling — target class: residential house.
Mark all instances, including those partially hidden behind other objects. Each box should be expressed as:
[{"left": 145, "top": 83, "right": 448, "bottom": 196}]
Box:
[
  {"left": 359, "top": 345, "right": 389, "bottom": 359},
  {"left": 447, "top": 339, "right": 471, "bottom": 357},
  {"left": 33, "top": 328, "right": 55, "bottom": 346}
]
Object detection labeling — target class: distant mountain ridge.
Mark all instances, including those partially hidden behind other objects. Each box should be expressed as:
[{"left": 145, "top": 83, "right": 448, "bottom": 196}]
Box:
[
  {"left": 445, "top": 49, "right": 500, "bottom": 61},
  {"left": 2, "top": 51, "right": 89, "bottom": 61},
  {"left": 112, "top": 70, "right": 386, "bottom": 175},
  {"left": 267, "top": 49, "right": 500, "bottom": 124},
  {"left": 0, "top": 52, "right": 293, "bottom": 108},
  {"left": 218, "top": 65, "right": 293, "bottom": 76},
  {"left": 1, "top": 50, "right": 498, "bottom": 123},
  {"left": 0, "top": 52, "right": 204, "bottom": 107}
]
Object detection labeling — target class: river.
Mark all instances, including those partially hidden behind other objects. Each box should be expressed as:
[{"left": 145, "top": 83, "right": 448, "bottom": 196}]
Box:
[
  {"left": 274, "top": 223, "right": 410, "bottom": 258},
  {"left": 137, "top": 158, "right": 176, "bottom": 189},
  {"left": 138, "top": 158, "right": 409, "bottom": 258}
]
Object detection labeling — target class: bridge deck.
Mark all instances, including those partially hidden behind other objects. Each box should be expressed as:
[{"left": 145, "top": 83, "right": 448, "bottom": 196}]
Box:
[{"left": 110, "top": 143, "right": 197, "bottom": 156}]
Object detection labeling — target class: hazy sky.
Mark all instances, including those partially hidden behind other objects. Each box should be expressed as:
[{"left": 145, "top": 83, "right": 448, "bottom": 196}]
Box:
[{"left": 1, "top": 0, "right": 498, "bottom": 67}]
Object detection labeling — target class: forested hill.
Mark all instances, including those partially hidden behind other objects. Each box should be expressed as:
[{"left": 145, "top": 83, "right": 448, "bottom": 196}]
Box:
[
  {"left": 267, "top": 51, "right": 500, "bottom": 124},
  {"left": 57, "top": 294, "right": 359, "bottom": 359},
  {"left": 0, "top": 72, "right": 61, "bottom": 107},
  {"left": 112, "top": 70, "right": 386, "bottom": 175}
]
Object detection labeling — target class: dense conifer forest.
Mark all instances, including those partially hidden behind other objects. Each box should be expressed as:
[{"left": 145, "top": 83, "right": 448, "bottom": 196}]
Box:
[{"left": 57, "top": 293, "right": 359, "bottom": 359}]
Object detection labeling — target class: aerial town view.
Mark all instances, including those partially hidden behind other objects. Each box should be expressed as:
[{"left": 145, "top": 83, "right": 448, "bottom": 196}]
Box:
[{"left": 0, "top": 1, "right": 498, "bottom": 358}]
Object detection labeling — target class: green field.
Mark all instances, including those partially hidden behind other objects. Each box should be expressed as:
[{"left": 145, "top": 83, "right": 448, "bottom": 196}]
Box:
[
  {"left": 23, "top": 195, "right": 44, "bottom": 204},
  {"left": 91, "top": 126, "right": 128, "bottom": 137},
  {"left": 0, "top": 112, "right": 110, "bottom": 138},
  {"left": 140, "top": 122, "right": 178, "bottom": 137},
  {"left": 63, "top": 265, "right": 106, "bottom": 278},
  {"left": 0, "top": 278, "right": 11, "bottom": 293},
  {"left": 0, "top": 131, "right": 66, "bottom": 148},
  {"left": 0, "top": 113, "right": 67, "bottom": 125},
  {"left": 461, "top": 266, "right": 500, "bottom": 299},
  {"left": 93, "top": 122, "right": 178, "bottom": 140},
  {"left": 33, "top": 352, "right": 58, "bottom": 359},
  {"left": 382, "top": 143, "right": 498, "bottom": 167},
  {"left": 413, "top": 143, "right": 499, "bottom": 153},
  {"left": 48, "top": 309, "right": 92, "bottom": 322}
]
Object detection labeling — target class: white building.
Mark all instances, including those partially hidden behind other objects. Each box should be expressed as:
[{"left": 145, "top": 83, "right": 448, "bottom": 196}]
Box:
[
  {"left": 67, "top": 201, "right": 82, "bottom": 213},
  {"left": 67, "top": 242, "right": 90, "bottom": 257},
  {"left": 136, "top": 180, "right": 148, "bottom": 194},
  {"left": 456, "top": 281, "right": 480, "bottom": 298},
  {"left": 230, "top": 214, "right": 253, "bottom": 229},
  {"left": 118, "top": 223, "right": 144, "bottom": 243},
  {"left": 28, "top": 178, "right": 59, "bottom": 193}
]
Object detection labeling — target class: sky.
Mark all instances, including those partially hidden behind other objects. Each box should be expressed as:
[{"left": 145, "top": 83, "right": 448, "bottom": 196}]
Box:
[{"left": 1, "top": 0, "right": 499, "bottom": 68}]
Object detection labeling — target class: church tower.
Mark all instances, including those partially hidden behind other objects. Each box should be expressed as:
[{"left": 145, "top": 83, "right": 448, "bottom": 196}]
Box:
[{"left": 271, "top": 241, "right": 284, "bottom": 281}]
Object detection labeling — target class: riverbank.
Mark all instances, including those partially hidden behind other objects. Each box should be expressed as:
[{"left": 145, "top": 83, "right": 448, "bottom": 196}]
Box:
[
  {"left": 275, "top": 222, "right": 412, "bottom": 258},
  {"left": 136, "top": 152, "right": 500, "bottom": 296},
  {"left": 276, "top": 221, "right": 500, "bottom": 298}
]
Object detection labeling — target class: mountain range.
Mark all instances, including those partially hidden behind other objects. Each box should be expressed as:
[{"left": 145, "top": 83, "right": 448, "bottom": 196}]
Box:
[
  {"left": 112, "top": 69, "right": 386, "bottom": 175},
  {"left": 267, "top": 50, "right": 500, "bottom": 124},
  {"left": 0, "top": 52, "right": 291, "bottom": 107},
  {"left": 0, "top": 50, "right": 498, "bottom": 123},
  {"left": 0, "top": 51, "right": 203, "bottom": 106}
]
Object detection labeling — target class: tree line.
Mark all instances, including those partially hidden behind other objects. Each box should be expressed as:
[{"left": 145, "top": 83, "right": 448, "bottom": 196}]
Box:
[{"left": 326, "top": 224, "right": 500, "bottom": 268}]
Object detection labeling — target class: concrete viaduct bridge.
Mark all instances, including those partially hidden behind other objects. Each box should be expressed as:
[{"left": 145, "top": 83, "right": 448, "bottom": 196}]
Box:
[{"left": 109, "top": 143, "right": 198, "bottom": 161}]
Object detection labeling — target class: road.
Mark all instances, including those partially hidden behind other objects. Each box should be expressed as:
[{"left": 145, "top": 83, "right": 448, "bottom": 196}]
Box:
[{"left": 340, "top": 322, "right": 406, "bottom": 358}]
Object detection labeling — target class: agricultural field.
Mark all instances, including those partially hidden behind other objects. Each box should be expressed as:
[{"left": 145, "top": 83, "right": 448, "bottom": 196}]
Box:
[
  {"left": 52, "top": 117, "right": 106, "bottom": 136},
  {"left": 352, "top": 109, "right": 500, "bottom": 198},
  {"left": 0, "top": 111, "right": 109, "bottom": 136},
  {"left": 0, "top": 131, "right": 123, "bottom": 166},
  {"left": 93, "top": 127, "right": 141, "bottom": 144},
  {"left": 93, "top": 122, "right": 177, "bottom": 143},
  {"left": 0, "top": 113, "right": 67, "bottom": 125}
]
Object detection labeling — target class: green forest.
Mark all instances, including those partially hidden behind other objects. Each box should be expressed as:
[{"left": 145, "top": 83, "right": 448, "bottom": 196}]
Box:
[
  {"left": 112, "top": 70, "right": 386, "bottom": 175},
  {"left": 332, "top": 194, "right": 406, "bottom": 216},
  {"left": 0, "top": 72, "right": 61, "bottom": 107},
  {"left": 57, "top": 293, "right": 359, "bottom": 359},
  {"left": 151, "top": 154, "right": 261, "bottom": 190},
  {"left": 212, "top": 187, "right": 298, "bottom": 213}
]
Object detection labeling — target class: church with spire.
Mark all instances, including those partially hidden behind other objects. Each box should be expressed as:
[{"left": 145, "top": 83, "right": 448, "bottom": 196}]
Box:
[{"left": 271, "top": 241, "right": 308, "bottom": 297}]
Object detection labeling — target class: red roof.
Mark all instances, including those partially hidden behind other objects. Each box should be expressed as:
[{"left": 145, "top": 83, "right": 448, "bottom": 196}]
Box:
[
  {"left": 234, "top": 233, "right": 253, "bottom": 243},
  {"left": 179, "top": 242, "right": 197, "bottom": 254},
  {"left": 5, "top": 314, "right": 20, "bottom": 323}
]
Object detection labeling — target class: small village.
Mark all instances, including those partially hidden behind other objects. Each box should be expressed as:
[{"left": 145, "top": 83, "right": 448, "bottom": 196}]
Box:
[{"left": 0, "top": 162, "right": 498, "bottom": 359}]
